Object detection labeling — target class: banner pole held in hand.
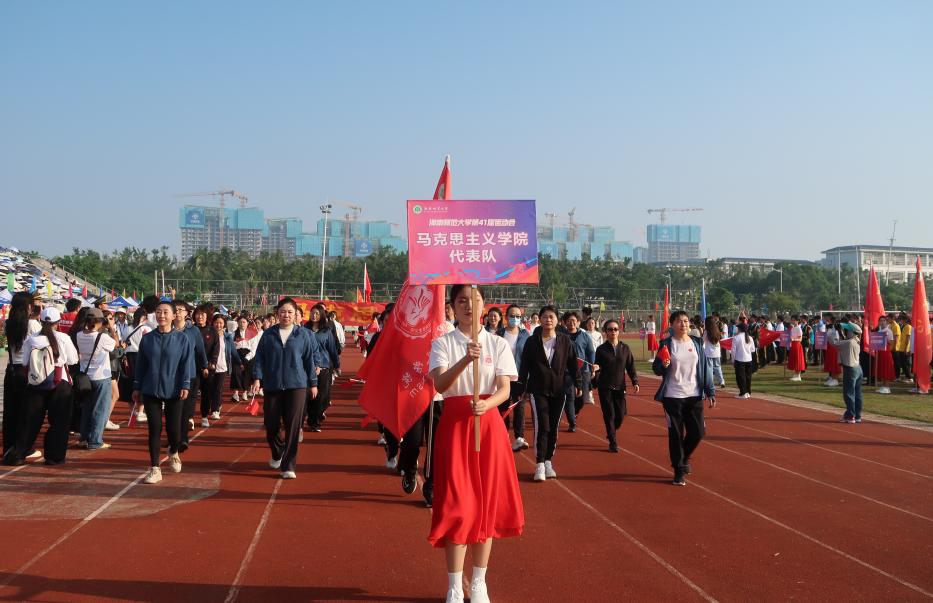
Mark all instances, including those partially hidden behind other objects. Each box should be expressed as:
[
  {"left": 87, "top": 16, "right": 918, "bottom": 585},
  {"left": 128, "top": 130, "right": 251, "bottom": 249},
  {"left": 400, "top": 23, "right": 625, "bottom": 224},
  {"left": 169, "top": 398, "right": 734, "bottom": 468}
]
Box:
[{"left": 472, "top": 285, "right": 481, "bottom": 452}]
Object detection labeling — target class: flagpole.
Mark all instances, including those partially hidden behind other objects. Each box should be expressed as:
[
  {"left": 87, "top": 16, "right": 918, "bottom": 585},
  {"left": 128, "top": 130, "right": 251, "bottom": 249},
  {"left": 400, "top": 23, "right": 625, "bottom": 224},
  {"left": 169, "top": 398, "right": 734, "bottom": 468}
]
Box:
[{"left": 471, "top": 285, "right": 481, "bottom": 452}]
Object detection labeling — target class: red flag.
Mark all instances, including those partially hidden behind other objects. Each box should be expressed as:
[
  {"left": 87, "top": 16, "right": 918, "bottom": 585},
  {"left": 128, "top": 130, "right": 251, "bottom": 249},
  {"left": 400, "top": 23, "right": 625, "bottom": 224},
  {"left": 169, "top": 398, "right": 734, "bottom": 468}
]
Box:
[
  {"left": 864, "top": 266, "right": 885, "bottom": 329},
  {"left": 356, "top": 287, "right": 364, "bottom": 303},
  {"left": 912, "top": 257, "right": 931, "bottom": 393},
  {"left": 246, "top": 395, "right": 261, "bottom": 416},
  {"left": 433, "top": 155, "right": 451, "bottom": 200},
  {"left": 719, "top": 337, "right": 733, "bottom": 351},
  {"left": 657, "top": 344, "right": 670, "bottom": 364},
  {"left": 660, "top": 286, "right": 670, "bottom": 334},
  {"left": 363, "top": 263, "right": 373, "bottom": 303},
  {"left": 758, "top": 328, "right": 782, "bottom": 348},
  {"left": 81, "top": 284, "right": 87, "bottom": 298},
  {"left": 356, "top": 280, "right": 447, "bottom": 439}
]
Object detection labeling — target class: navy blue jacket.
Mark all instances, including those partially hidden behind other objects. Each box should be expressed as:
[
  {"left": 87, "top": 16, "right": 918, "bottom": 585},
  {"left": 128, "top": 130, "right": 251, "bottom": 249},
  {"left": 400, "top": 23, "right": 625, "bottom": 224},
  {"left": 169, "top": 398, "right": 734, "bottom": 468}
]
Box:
[
  {"left": 252, "top": 325, "right": 321, "bottom": 391},
  {"left": 497, "top": 327, "right": 531, "bottom": 374},
  {"left": 567, "top": 329, "right": 596, "bottom": 376},
  {"left": 182, "top": 323, "right": 208, "bottom": 372},
  {"left": 651, "top": 335, "right": 715, "bottom": 402},
  {"left": 306, "top": 324, "right": 340, "bottom": 371},
  {"left": 133, "top": 328, "right": 195, "bottom": 399}
]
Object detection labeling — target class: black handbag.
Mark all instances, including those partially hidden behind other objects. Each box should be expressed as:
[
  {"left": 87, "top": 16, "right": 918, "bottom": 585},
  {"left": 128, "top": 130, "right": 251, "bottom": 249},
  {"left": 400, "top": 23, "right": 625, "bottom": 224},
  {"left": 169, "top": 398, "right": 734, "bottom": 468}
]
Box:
[{"left": 73, "top": 332, "right": 103, "bottom": 395}]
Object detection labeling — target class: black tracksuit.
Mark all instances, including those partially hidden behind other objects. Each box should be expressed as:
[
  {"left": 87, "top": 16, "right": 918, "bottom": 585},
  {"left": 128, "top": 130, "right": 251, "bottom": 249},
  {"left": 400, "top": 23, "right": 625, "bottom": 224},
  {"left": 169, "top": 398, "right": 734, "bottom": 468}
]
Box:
[
  {"left": 519, "top": 332, "right": 580, "bottom": 463},
  {"left": 593, "top": 341, "right": 638, "bottom": 447}
]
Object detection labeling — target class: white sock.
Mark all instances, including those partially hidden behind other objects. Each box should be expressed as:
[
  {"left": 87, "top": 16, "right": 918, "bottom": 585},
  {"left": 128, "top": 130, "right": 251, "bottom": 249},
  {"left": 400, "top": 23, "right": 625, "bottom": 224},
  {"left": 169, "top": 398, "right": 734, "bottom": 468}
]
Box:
[
  {"left": 448, "top": 571, "right": 463, "bottom": 593},
  {"left": 472, "top": 566, "right": 487, "bottom": 585}
]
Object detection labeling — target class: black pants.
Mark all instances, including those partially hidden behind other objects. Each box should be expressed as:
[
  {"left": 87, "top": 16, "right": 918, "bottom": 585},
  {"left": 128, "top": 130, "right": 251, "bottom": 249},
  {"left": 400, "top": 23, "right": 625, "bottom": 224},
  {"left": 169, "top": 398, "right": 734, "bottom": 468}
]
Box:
[
  {"left": 201, "top": 371, "right": 226, "bottom": 417},
  {"left": 662, "top": 396, "right": 705, "bottom": 471},
  {"left": 143, "top": 396, "right": 184, "bottom": 467},
  {"left": 182, "top": 375, "right": 200, "bottom": 445},
  {"left": 497, "top": 381, "right": 525, "bottom": 439},
  {"left": 734, "top": 361, "right": 754, "bottom": 395},
  {"left": 14, "top": 383, "right": 73, "bottom": 464},
  {"left": 383, "top": 409, "right": 428, "bottom": 475},
  {"left": 306, "top": 368, "right": 333, "bottom": 428},
  {"left": 775, "top": 345, "right": 784, "bottom": 364},
  {"left": 597, "top": 386, "right": 626, "bottom": 445},
  {"left": 2, "top": 365, "right": 26, "bottom": 455},
  {"left": 265, "top": 388, "right": 306, "bottom": 473},
  {"left": 531, "top": 392, "right": 564, "bottom": 463}
]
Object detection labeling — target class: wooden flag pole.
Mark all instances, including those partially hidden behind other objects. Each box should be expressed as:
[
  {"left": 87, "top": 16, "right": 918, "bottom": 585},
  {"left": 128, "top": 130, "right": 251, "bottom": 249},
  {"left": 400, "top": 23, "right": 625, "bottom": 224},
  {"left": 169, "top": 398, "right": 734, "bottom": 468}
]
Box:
[{"left": 471, "top": 285, "right": 481, "bottom": 452}]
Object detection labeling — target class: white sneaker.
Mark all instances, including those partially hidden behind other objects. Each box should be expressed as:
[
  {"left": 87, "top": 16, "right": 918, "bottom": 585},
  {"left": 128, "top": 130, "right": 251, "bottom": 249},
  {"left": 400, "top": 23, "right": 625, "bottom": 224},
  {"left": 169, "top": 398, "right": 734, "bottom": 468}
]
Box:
[
  {"left": 386, "top": 457, "right": 398, "bottom": 470},
  {"left": 377, "top": 435, "right": 386, "bottom": 446},
  {"left": 445, "top": 588, "right": 465, "bottom": 603},
  {"left": 232, "top": 392, "right": 240, "bottom": 402},
  {"left": 26, "top": 449, "right": 43, "bottom": 460},
  {"left": 105, "top": 420, "right": 120, "bottom": 431},
  {"left": 544, "top": 460, "right": 557, "bottom": 479},
  {"left": 878, "top": 386, "right": 891, "bottom": 394},
  {"left": 269, "top": 458, "right": 281, "bottom": 469},
  {"left": 533, "top": 462, "right": 546, "bottom": 482},
  {"left": 281, "top": 470, "right": 297, "bottom": 479},
  {"left": 744, "top": 393, "right": 752, "bottom": 399},
  {"left": 585, "top": 392, "right": 595, "bottom": 405},
  {"left": 512, "top": 437, "right": 529, "bottom": 451},
  {"left": 144, "top": 466, "right": 162, "bottom": 484},
  {"left": 298, "top": 430, "right": 304, "bottom": 443},
  {"left": 469, "top": 581, "right": 490, "bottom": 603},
  {"left": 136, "top": 411, "right": 148, "bottom": 423},
  {"left": 789, "top": 376, "right": 802, "bottom": 382},
  {"left": 210, "top": 411, "right": 221, "bottom": 420},
  {"left": 189, "top": 418, "right": 195, "bottom": 429},
  {"left": 169, "top": 452, "right": 182, "bottom": 473},
  {"left": 201, "top": 417, "right": 210, "bottom": 428}
]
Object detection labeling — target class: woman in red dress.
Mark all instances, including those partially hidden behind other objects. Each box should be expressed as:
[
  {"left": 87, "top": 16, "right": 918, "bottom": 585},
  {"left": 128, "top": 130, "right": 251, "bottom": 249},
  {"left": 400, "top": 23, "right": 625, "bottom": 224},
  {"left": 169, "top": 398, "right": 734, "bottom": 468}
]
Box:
[
  {"left": 787, "top": 317, "right": 806, "bottom": 380},
  {"left": 875, "top": 316, "right": 896, "bottom": 393},
  {"left": 428, "top": 285, "right": 523, "bottom": 603},
  {"left": 645, "top": 315, "right": 659, "bottom": 361}
]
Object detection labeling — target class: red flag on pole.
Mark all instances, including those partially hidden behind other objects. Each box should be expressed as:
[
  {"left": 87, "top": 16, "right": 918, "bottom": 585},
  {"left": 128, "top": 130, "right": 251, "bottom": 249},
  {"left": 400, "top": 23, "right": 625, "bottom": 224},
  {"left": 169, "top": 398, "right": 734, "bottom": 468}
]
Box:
[
  {"left": 660, "top": 285, "right": 670, "bottom": 334},
  {"left": 912, "top": 257, "right": 931, "bottom": 393},
  {"left": 758, "top": 328, "right": 782, "bottom": 348},
  {"left": 356, "top": 287, "right": 364, "bottom": 303},
  {"left": 433, "top": 155, "right": 451, "bottom": 200},
  {"left": 864, "top": 266, "right": 885, "bottom": 351},
  {"left": 363, "top": 263, "right": 373, "bottom": 303}
]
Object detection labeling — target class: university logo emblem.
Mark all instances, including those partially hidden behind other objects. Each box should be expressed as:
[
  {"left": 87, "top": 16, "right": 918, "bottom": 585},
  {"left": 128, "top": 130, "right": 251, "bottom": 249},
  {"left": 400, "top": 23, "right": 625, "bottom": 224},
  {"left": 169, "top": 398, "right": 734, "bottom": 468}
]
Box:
[{"left": 395, "top": 285, "right": 434, "bottom": 339}]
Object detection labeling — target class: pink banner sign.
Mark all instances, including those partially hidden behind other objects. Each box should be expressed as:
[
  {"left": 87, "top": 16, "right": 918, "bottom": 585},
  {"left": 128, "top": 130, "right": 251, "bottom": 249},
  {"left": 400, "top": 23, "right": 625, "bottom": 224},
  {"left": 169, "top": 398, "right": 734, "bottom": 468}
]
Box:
[
  {"left": 407, "top": 200, "right": 538, "bottom": 285},
  {"left": 869, "top": 332, "right": 887, "bottom": 352},
  {"left": 814, "top": 332, "right": 827, "bottom": 350},
  {"left": 780, "top": 331, "right": 792, "bottom": 349}
]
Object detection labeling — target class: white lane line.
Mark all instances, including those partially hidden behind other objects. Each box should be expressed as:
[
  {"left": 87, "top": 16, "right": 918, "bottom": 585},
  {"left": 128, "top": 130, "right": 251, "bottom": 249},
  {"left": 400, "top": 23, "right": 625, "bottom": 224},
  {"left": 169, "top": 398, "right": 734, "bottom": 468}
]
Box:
[
  {"left": 627, "top": 415, "right": 933, "bottom": 523},
  {"left": 0, "top": 464, "right": 29, "bottom": 480},
  {"left": 574, "top": 425, "right": 933, "bottom": 599},
  {"left": 0, "top": 400, "right": 248, "bottom": 591},
  {"left": 224, "top": 478, "right": 283, "bottom": 603},
  {"left": 516, "top": 454, "right": 718, "bottom": 602}
]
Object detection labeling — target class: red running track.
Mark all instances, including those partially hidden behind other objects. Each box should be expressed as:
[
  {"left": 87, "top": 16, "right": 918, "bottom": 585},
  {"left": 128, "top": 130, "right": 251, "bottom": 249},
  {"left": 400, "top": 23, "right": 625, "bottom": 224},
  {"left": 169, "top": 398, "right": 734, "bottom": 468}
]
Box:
[{"left": 0, "top": 348, "right": 931, "bottom": 602}]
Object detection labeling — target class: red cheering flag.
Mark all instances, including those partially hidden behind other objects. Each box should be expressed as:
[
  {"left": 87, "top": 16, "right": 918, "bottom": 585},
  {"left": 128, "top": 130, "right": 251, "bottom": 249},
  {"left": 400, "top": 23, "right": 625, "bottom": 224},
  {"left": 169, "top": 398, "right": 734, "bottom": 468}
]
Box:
[
  {"left": 363, "top": 263, "right": 373, "bottom": 303},
  {"left": 660, "top": 285, "right": 670, "bottom": 334},
  {"left": 864, "top": 266, "right": 885, "bottom": 351},
  {"left": 719, "top": 337, "right": 733, "bottom": 351},
  {"left": 657, "top": 344, "right": 670, "bottom": 364},
  {"left": 81, "top": 284, "right": 87, "bottom": 298},
  {"left": 758, "top": 328, "right": 782, "bottom": 348},
  {"left": 912, "top": 257, "right": 931, "bottom": 394},
  {"left": 356, "top": 287, "right": 364, "bottom": 303},
  {"left": 433, "top": 154, "right": 451, "bottom": 200},
  {"left": 356, "top": 280, "right": 447, "bottom": 439}
]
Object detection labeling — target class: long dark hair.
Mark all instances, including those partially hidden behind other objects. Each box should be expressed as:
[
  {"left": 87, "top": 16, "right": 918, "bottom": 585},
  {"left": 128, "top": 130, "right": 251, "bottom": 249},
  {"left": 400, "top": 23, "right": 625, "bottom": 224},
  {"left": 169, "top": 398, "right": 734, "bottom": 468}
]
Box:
[
  {"left": 40, "top": 319, "right": 60, "bottom": 360},
  {"left": 306, "top": 303, "right": 330, "bottom": 331},
  {"left": 69, "top": 307, "right": 90, "bottom": 343},
  {"left": 704, "top": 316, "right": 721, "bottom": 344},
  {"left": 4, "top": 292, "right": 33, "bottom": 352},
  {"left": 737, "top": 322, "right": 752, "bottom": 344}
]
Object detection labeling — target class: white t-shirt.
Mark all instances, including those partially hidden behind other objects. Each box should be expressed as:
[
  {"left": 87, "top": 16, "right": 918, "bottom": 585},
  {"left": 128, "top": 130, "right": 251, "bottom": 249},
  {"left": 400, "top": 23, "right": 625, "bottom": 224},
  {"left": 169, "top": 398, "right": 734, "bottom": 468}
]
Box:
[
  {"left": 542, "top": 335, "right": 557, "bottom": 363},
  {"left": 645, "top": 321, "right": 656, "bottom": 335},
  {"left": 278, "top": 324, "right": 294, "bottom": 346},
  {"left": 75, "top": 330, "right": 117, "bottom": 380},
  {"left": 731, "top": 333, "right": 756, "bottom": 363},
  {"left": 790, "top": 325, "right": 803, "bottom": 340},
  {"left": 122, "top": 324, "right": 152, "bottom": 353},
  {"left": 332, "top": 320, "right": 346, "bottom": 347},
  {"left": 8, "top": 319, "right": 42, "bottom": 364},
  {"left": 502, "top": 330, "right": 519, "bottom": 356},
  {"left": 22, "top": 331, "right": 79, "bottom": 375},
  {"left": 215, "top": 334, "right": 227, "bottom": 373},
  {"left": 664, "top": 338, "right": 701, "bottom": 398},
  {"left": 429, "top": 328, "right": 517, "bottom": 398},
  {"left": 771, "top": 322, "right": 782, "bottom": 331},
  {"left": 703, "top": 335, "right": 721, "bottom": 359},
  {"left": 587, "top": 330, "right": 603, "bottom": 348}
]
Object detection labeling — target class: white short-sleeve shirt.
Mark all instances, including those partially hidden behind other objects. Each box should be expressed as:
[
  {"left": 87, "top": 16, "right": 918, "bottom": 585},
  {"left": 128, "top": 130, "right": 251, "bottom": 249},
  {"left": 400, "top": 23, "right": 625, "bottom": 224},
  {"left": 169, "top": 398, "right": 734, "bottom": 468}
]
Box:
[
  {"left": 429, "top": 328, "right": 517, "bottom": 398},
  {"left": 22, "top": 331, "right": 79, "bottom": 373},
  {"left": 664, "top": 338, "right": 701, "bottom": 398},
  {"left": 8, "top": 319, "right": 42, "bottom": 364},
  {"left": 76, "top": 330, "right": 117, "bottom": 380}
]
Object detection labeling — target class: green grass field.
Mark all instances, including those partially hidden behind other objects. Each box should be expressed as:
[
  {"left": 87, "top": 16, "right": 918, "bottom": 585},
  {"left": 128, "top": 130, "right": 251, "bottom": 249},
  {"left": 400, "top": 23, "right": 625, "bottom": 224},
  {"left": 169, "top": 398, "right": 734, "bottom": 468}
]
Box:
[{"left": 621, "top": 335, "right": 933, "bottom": 424}]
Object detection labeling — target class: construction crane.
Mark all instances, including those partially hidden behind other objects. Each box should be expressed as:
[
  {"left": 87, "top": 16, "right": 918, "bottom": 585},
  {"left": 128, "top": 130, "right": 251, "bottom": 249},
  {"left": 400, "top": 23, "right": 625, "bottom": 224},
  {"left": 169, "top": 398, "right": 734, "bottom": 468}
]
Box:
[
  {"left": 568, "top": 207, "right": 577, "bottom": 242},
  {"left": 175, "top": 189, "right": 248, "bottom": 249},
  {"left": 332, "top": 200, "right": 363, "bottom": 256},
  {"left": 646, "top": 207, "right": 704, "bottom": 224}
]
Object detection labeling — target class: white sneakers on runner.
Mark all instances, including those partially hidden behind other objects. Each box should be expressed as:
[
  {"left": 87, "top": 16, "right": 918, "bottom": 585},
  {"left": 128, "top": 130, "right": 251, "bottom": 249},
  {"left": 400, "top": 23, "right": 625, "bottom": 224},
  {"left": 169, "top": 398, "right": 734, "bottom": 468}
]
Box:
[
  {"left": 469, "top": 581, "right": 490, "bottom": 603},
  {"left": 544, "top": 460, "right": 557, "bottom": 479},
  {"left": 281, "top": 470, "right": 297, "bottom": 479},
  {"left": 169, "top": 453, "right": 182, "bottom": 473},
  {"left": 386, "top": 456, "right": 398, "bottom": 470},
  {"left": 533, "top": 463, "right": 546, "bottom": 482},
  {"left": 269, "top": 458, "right": 281, "bottom": 469},
  {"left": 210, "top": 411, "right": 221, "bottom": 420},
  {"left": 105, "top": 420, "right": 120, "bottom": 431},
  {"left": 232, "top": 392, "right": 240, "bottom": 402},
  {"left": 144, "top": 466, "right": 162, "bottom": 484},
  {"left": 512, "top": 437, "right": 529, "bottom": 451},
  {"left": 201, "top": 417, "right": 210, "bottom": 428}
]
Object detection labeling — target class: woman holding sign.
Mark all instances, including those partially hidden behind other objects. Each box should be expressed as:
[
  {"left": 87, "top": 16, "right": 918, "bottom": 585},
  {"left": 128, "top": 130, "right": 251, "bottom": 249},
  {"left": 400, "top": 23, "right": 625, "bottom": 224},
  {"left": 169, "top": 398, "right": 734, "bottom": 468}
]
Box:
[{"left": 428, "top": 285, "right": 522, "bottom": 603}]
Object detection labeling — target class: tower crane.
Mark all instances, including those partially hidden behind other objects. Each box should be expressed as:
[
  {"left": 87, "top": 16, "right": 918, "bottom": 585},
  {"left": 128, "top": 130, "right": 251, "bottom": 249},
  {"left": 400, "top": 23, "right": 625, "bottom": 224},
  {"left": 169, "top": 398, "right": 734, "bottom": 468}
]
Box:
[
  {"left": 568, "top": 207, "right": 577, "bottom": 242},
  {"left": 646, "top": 207, "right": 704, "bottom": 224},
  {"left": 331, "top": 200, "right": 363, "bottom": 256}
]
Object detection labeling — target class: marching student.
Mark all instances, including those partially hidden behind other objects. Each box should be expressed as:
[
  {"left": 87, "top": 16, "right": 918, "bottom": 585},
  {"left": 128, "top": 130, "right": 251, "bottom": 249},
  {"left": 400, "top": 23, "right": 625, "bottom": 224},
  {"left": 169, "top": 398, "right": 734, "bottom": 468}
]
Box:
[
  {"left": 497, "top": 304, "right": 531, "bottom": 451},
  {"left": 201, "top": 314, "right": 240, "bottom": 426},
  {"left": 8, "top": 307, "right": 78, "bottom": 465},
  {"left": 593, "top": 319, "right": 638, "bottom": 453},
  {"left": 562, "top": 310, "right": 594, "bottom": 431},
  {"left": 645, "top": 315, "right": 658, "bottom": 361},
  {"left": 172, "top": 300, "right": 209, "bottom": 449},
  {"left": 305, "top": 303, "right": 340, "bottom": 432},
  {"left": 231, "top": 316, "right": 260, "bottom": 402},
  {"left": 875, "top": 316, "right": 896, "bottom": 394},
  {"left": 123, "top": 308, "right": 152, "bottom": 423},
  {"left": 133, "top": 300, "right": 195, "bottom": 484},
  {"left": 484, "top": 307, "right": 502, "bottom": 333},
  {"left": 652, "top": 310, "right": 716, "bottom": 486},
  {"left": 74, "top": 308, "right": 117, "bottom": 451},
  {"left": 2, "top": 292, "right": 41, "bottom": 462},
  {"left": 428, "top": 285, "right": 522, "bottom": 603},
  {"left": 731, "top": 322, "right": 757, "bottom": 398},
  {"left": 895, "top": 314, "right": 912, "bottom": 382},
  {"left": 822, "top": 314, "right": 842, "bottom": 386},
  {"left": 250, "top": 298, "right": 321, "bottom": 479},
  {"left": 787, "top": 317, "right": 806, "bottom": 381},
  {"left": 703, "top": 316, "right": 726, "bottom": 388},
  {"left": 519, "top": 305, "right": 581, "bottom": 482}
]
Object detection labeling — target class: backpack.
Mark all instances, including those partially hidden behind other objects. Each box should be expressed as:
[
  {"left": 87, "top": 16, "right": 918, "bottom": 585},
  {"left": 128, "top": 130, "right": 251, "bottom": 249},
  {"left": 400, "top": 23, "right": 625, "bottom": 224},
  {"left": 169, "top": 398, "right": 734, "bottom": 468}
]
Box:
[{"left": 28, "top": 345, "right": 56, "bottom": 389}]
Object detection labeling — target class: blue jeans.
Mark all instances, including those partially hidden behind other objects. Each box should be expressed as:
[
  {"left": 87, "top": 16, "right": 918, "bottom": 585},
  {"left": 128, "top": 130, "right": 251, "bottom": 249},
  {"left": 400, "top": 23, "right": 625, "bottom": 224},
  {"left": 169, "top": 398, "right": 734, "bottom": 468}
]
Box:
[
  {"left": 563, "top": 372, "right": 590, "bottom": 428},
  {"left": 81, "top": 378, "right": 112, "bottom": 448},
  {"left": 707, "top": 357, "right": 724, "bottom": 386},
  {"left": 842, "top": 365, "right": 863, "bottom": 420}
]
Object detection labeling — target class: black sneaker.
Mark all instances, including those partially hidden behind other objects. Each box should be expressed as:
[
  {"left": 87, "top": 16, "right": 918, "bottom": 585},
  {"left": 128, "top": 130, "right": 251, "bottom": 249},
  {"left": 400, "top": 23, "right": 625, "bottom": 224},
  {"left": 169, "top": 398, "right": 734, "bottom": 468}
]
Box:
[
  {"left": 682, "top": 461, "right": 691, "bottom": 475},
  {"left": 423, "top": 480, "right": 433, "bottom": 508},
  {"left": 402, "top": 470, "right": 417, "bottom": 494},
  {"left": 672, "top": 470, "right": 686, "bottom": 486},
  {"left": 568, "top": 425, "right": 576, "bottom": 433},
  {"left": 608, "top": 443, "right": 619, "bottom": 453}
]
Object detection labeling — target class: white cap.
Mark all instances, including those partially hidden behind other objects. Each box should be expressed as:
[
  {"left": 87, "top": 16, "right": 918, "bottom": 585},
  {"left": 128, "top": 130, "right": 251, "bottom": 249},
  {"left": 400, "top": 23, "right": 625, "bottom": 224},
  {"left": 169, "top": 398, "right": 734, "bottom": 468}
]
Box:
[{"left": 40, "top": 307, "right": 62, "bottom": 323}]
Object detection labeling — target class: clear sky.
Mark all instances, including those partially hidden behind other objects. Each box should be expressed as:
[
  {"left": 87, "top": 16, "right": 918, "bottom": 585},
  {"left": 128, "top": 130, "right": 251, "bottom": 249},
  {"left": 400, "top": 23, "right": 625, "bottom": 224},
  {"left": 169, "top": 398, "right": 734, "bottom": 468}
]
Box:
[{"left": 2, "top": 1, "right": 931, "bottom": 260}]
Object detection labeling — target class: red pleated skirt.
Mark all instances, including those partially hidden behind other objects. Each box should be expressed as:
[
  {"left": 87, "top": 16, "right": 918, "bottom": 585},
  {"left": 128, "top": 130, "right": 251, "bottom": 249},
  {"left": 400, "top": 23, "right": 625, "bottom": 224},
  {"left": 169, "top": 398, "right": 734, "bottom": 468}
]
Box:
[
  {"left": 876, "top": 349, "right": 896, "bottom": 381},
  {"left": 787, "top": 341, "right": 806, "bottom": 372},
  {"left": 428, "top": 395, "right": 525, "bottom": 547},
  {"left": 823, "top": 344, "right": 841, "bottom": 376},
  {"left": 647, "top": 333, "right": 659, "bottom": 352}
]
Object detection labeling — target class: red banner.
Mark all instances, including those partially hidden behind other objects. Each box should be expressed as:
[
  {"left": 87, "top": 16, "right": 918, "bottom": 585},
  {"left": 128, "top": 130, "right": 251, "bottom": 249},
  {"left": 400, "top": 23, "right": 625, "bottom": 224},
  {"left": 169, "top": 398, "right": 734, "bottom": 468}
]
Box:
[{"left": 288, "top": 298, "right": 387, "bottom": 327}]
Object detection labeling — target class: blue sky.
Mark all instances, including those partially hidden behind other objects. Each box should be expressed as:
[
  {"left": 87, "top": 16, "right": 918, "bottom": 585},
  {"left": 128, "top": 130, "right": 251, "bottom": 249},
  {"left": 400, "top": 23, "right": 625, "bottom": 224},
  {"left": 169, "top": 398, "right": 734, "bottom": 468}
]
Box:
[{"left": 2, "top": 1, "right": 931, "bottom": 260}]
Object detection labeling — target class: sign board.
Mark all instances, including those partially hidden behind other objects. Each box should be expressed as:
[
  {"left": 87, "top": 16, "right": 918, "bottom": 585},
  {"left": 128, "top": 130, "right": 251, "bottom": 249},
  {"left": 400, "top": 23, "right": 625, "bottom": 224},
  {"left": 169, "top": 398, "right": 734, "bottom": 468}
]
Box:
[
  {"left": 869, "top": 332, "right": 888, "bottom": 352},
  {"left": 184, "top": 207, "right": 205, "bottom": 228},
  {"left": 354, "top": 239, "right": 373, "bottom": 257},
  {"left": 407, "top": 200, "right": 538, "bottom": 285},
  {"left": 814, "top": 331, "right": 827, "bottom": 350},
  {"left": 780, "top": 331, "right": 792, "bottom": 349}
]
